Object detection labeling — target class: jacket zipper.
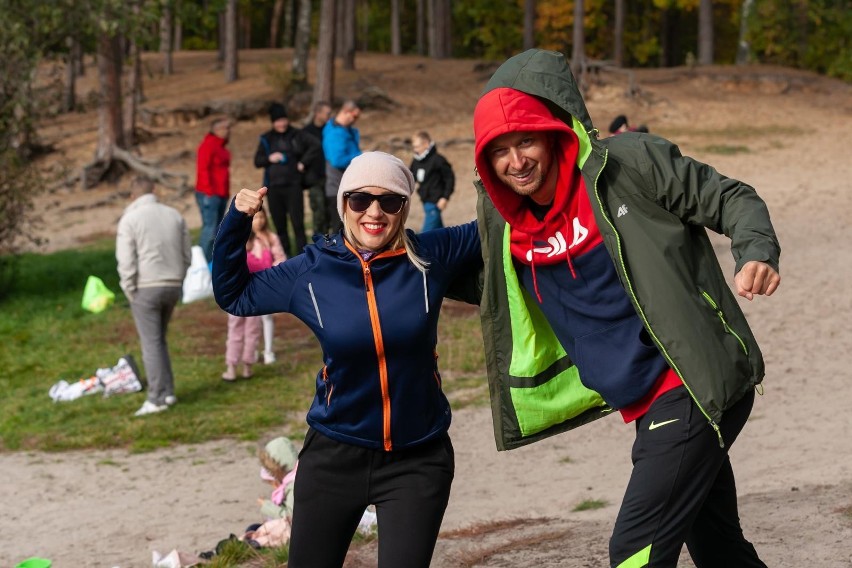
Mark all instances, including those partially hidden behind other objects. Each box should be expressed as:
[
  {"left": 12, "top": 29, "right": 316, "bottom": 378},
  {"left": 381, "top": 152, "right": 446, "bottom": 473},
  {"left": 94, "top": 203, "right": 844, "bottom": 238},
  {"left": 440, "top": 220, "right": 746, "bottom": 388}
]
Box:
[
  {"left": 589, "top": 148, "right": 724, "bottom": 448},
  {"left": 700, "top": 290, "right": 749, "bottom": 355},
  {"left": 344, "top": 240, "right": 406, "bottom": 452},
  {"left": 322, "top": 365, "right": 333, "bottom": 405},
  {"left": 433, "top": 350, "right": 441, "bottom": 387}
]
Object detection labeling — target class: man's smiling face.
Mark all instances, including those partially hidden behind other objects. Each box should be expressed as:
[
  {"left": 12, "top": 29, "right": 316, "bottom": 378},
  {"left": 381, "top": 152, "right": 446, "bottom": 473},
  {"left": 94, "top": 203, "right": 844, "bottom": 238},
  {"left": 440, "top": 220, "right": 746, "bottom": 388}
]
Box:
[{"left": 486, "top": 130, "right": 557, "bottom": 204}]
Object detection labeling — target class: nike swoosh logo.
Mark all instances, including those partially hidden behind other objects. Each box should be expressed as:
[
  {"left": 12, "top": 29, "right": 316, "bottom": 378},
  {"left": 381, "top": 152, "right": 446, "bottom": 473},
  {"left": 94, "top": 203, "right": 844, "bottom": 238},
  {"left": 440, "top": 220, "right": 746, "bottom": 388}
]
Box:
[{"left": 648, "top": 419, "right": 680, "bottom": 430}]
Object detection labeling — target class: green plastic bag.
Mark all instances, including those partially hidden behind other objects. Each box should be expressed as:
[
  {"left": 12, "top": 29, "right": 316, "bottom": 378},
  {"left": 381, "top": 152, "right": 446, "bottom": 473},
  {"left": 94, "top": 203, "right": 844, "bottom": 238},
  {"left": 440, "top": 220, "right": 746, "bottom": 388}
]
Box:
[
  {"left": 15, "top": 559, "right": 52, "bottom": 568},
  {"left": 81, "top": 275, "right": 115, "bottom": 313}
]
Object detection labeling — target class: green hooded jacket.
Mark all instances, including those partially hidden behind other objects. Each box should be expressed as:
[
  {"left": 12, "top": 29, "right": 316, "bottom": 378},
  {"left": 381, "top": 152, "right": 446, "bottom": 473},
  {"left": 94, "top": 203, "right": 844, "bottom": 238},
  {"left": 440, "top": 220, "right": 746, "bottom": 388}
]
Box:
[{"left": 474, "top": 49, "right": 780, "bottom": 451}]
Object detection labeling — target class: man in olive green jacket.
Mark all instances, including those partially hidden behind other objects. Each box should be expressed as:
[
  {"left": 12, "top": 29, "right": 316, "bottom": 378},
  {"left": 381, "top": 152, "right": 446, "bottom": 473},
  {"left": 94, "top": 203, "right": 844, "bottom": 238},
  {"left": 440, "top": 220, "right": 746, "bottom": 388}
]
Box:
[{"left": 473, "top": 49, "right": 780, "bottom": 567}]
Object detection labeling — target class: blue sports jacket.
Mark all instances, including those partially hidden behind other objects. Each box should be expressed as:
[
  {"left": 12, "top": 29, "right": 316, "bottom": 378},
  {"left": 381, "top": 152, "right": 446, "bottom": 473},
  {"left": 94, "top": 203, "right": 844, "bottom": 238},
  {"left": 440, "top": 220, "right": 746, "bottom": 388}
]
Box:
[
  {"left": 213, "top": 204, "right": 482, "bottom": 451},
  {"left": 322, "top": 120, "right": 361, "bottom": 170}
]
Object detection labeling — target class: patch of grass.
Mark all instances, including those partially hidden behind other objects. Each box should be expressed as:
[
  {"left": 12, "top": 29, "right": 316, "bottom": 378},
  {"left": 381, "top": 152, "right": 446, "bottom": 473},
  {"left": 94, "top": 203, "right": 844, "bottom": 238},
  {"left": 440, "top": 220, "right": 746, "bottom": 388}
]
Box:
[
  {"left": 698, "top": 144, "right": 751, "bottom": 155},
  {"left": 559, "top": 455, "right": 572, "bottom": 464},
  {"left": 0, "top": 242, "right": 489, "bottom": 453},
  {"left": 837, "top": 505, "right": 852, "bottom": 520},
  {"left": 573, "top": 498, "right": 608, "bottom": 512},
  {"left": 207, "top": 537, "right": 266, "bottom": 567}
]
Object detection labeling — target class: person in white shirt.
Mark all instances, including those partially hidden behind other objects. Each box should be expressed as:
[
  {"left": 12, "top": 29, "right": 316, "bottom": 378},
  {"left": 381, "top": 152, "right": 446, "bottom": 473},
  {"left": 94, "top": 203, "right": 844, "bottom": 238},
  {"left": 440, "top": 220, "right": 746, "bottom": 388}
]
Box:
[{"left": 116, "top": 177, "right": 191, "bottom": 416}]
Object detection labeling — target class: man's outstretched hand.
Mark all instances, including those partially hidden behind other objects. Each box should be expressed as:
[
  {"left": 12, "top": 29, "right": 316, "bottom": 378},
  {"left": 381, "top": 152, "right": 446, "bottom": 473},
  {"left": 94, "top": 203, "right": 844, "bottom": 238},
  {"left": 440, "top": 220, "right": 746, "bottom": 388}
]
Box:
[{"left": 734, "top": 261, "right": 780, "bottom": 301}]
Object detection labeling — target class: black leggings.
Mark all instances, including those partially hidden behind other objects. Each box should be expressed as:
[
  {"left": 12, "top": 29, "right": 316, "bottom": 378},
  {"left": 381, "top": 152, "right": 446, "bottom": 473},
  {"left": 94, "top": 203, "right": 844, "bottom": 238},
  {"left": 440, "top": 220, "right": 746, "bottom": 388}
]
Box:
[
  {"left": 287, "top": 429, "right": 455, "bottom": 568},
  {"left": 609, "top": 387, "right": 765, "bottom": 567},
  {"left": 266, "top": 184, "right": 307, "bottom": 256}
]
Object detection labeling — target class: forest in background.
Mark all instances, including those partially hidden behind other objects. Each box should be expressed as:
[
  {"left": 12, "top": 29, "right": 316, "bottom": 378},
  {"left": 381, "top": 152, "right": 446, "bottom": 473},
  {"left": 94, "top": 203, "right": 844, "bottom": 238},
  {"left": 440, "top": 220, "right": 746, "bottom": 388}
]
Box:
[{"left": 0, "top": 0, "right": 849, "bottom": 290}]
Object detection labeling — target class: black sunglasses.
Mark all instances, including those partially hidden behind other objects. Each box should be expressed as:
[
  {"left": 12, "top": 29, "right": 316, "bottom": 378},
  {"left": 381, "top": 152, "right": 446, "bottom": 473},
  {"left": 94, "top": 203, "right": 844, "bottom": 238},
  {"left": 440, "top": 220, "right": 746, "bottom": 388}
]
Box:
[{"left": 343, "top": 191, "right": 407, "bottom": 214}]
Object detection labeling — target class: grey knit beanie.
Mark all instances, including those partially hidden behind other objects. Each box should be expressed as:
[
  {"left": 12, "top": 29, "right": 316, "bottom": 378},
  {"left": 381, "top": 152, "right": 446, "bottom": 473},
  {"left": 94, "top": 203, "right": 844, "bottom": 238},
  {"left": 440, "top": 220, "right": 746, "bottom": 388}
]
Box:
[{"left": 337, "top": 152, "right": 414, "bottom": 221}]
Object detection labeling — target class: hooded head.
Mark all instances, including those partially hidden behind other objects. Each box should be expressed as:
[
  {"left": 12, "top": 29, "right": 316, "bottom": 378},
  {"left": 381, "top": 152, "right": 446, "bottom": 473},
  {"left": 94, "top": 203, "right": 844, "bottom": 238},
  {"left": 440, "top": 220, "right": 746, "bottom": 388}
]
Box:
[
  {"left": 473, "top": 88, "right": 581, "bottom": 233},
  {"left": 258, "top": 437, "right": 297, "bottom": 483}
]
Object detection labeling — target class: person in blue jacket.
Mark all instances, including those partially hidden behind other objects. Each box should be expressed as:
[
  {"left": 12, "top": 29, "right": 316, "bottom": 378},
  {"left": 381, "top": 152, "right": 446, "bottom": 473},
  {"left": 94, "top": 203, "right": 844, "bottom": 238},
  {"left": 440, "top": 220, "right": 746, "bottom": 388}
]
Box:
[
  {"left": 213, "top": 151, "right": 482, "bottom": 568},
  {"left": 322, "top": 100, "right": 362, "bottom": 236}
]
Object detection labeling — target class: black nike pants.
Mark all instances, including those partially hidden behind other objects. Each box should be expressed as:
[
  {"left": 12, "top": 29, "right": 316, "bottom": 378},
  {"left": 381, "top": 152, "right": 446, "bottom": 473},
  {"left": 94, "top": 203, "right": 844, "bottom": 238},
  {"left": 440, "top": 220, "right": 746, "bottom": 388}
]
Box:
[
  {"left": 609, "top": 387, "right": 766, "bottom": 567},
  {"left": 287, "top": 428, "right": 454, "bottom": 568},
  {"left": 266, "top": 183, "right": 307, "bottom": 257}
]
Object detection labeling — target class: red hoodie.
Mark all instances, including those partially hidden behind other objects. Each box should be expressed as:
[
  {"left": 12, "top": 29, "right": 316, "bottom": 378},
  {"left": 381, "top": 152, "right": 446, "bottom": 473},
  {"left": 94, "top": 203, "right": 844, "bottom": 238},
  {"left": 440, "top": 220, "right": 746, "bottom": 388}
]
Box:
[{"left": 195, "top": 133, "right": 231, "bottom": 198}]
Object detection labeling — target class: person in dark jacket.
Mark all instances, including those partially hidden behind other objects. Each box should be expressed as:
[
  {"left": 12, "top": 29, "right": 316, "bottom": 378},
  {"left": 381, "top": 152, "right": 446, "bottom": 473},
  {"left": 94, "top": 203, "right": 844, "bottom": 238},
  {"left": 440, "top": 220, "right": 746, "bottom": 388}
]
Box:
[
  {"left": 213, "top": 152, "right": 482, "bottom": 568},
  {"left": 473, "top": 49, "right": 780, "bottom": 568},
  {"left": 410, "top": 131, "right": 455, "bottom": 232},
  {"left": 302, "top": 101, "right": 332, "bottom": 237},
  {"left": 194, "top": 117, "right": 231, "bottom": 262},
  {"left": 254, "top": 102, "right": 320, "bottom": 257}
]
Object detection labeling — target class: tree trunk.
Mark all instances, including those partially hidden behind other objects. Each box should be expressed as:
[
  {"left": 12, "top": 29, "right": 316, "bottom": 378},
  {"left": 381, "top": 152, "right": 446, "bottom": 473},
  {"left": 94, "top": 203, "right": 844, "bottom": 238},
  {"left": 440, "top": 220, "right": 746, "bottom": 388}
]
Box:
[
  {"left": 160, "top": 2, "right": 173, "bottom": 75},
  {"left": 313, "top": 0, "right": 336, "bottom": 107},
  {"left": 614, "top": 0, "right": 624, "bottom": 66},
  {"left": 86, "top": 28, "right": 128, "bottom": 187},
  {"left": 428, "top": 0, "right": 450, "bottom": 59},
  {"left": 391, "top": 0, "right": 401, "bottom": 55},
  {"left": 217, "top": 12, "right": 226, "bottom": 63},
  {"left": 124, "top": 24, "right": 142, "bottom": 147},
  {"left": 416, "top": 0, "right": 425, "bottom": 55},
  {"left": 698, "top": 0, "right": 713, "bottom": 65},
  {"left": 224, "top": 0, "right": 239, "bottom": 82},
  {"left": 439, "top": 0, "right": 451, "bottom": 58},
  {"left": 570, "top": 0, "right": 585, "bottom": 75},
  {"left": 335, "top": 0, "right": 344, "bottom": 57},
  {"left": 292, "top": 0, "right": 312, "bottom": 85},
  {"left": 427, "top": 0, "right": 436, "bottom": 57},
  {"left": 63, "top": 36, "right": 77, "bottom": 113},
  {"left": 174, "top": 13, "right": 183, "bottom": 50},
  {"left": 240, "top": 11, "right": 251, "bottom": 49},
  {"left": 341, "top": 0, "right": 356, "bottom": 70},
  {"left": 361, "top": 0, "right": 369, "bottom": 51},
  {"left": 271, "top": 0, "right": 285, "bottom": 47},
  {"left": 735, "top": 0, "right": 753, "bottom": 64},
  {"left": 74, "top": 39, "right": 85, "bottom": 77},
  {"left": 795, "top": 0, "right": 808, "bottom": 66},
  {"left": 283, "top": 0, "right": 296, "bottom": 47},
  {"left": 96, "top": 32, "right": 125, "bottom": 160},
  {"left": 523, "top": 0, "right": 535, "bottom": 51}
]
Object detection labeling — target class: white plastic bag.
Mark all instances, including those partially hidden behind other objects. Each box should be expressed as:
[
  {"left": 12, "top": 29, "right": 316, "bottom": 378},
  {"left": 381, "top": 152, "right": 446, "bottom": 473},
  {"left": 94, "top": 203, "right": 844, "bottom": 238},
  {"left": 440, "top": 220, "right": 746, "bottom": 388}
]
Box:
[
  {"left": 182, "top": 246, "right": 214, "bottom": 303},
  {"left": 97, "top": 355, "right": 143, "bottom": 397}
]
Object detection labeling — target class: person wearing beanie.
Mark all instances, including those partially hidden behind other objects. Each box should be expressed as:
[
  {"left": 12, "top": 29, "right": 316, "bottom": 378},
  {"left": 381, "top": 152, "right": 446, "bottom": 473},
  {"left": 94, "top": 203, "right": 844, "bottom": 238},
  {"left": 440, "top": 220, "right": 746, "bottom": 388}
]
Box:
[
  {"left": 473, "top": 49, "right": 779, "bottom": 566},
  {"left": 254, "top": 102, "right": 321, "bottom": 257},
  {"left": 212, "top": 150, "right": 483, "bottom": 568}
]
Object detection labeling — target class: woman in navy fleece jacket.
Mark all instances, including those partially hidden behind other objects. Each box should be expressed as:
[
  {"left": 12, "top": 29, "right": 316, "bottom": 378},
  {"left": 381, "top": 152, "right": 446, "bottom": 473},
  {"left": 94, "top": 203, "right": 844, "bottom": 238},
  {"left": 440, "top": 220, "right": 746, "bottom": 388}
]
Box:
[{"left": 213, "top": 152, "right": 481, "bottom": 568}]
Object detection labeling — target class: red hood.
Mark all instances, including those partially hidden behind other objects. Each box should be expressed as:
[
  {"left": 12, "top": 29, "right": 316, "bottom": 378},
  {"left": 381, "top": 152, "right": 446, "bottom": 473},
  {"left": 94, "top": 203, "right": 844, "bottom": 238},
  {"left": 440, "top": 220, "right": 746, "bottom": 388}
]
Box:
[{"left": 473, "top": 88, "right": 581, "bottom": 234}]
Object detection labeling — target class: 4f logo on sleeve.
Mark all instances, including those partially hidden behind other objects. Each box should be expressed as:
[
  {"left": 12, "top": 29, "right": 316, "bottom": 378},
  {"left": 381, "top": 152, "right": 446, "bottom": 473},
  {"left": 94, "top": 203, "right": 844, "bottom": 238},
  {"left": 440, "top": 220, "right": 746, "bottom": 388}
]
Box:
[{"left": 617, "top": 204, "right": 629, "bottom": 218}]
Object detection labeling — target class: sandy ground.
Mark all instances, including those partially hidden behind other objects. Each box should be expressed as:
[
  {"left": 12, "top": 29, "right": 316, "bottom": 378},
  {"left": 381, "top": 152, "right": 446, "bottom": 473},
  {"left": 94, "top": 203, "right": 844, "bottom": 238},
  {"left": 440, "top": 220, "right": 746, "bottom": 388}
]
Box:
[{"left": 4, "top": 51, "right": 852, "bottom": 566}]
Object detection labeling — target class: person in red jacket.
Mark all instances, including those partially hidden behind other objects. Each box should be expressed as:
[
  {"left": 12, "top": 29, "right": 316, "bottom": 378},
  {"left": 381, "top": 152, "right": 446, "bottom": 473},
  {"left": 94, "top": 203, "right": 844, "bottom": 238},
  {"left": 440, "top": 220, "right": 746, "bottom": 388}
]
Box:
[{"left": 195, "top": 117, "right": 232, "bottom": 262}]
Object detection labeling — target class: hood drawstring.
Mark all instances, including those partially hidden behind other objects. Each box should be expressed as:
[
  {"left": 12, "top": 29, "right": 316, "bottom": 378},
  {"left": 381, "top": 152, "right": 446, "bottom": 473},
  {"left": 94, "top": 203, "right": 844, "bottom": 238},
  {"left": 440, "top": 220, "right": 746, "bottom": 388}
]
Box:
[
  {"left": 529, "top": 213, "right": 577, "bottom": 305},
  {"left": 529, "top": 235, "right": 543, "bottom": 303},
  {"left": 561, "top": 212, "right": 578, "bottom": 280},
  {"left": 422, "top": 271, "right": 429, "bottom": 314}
]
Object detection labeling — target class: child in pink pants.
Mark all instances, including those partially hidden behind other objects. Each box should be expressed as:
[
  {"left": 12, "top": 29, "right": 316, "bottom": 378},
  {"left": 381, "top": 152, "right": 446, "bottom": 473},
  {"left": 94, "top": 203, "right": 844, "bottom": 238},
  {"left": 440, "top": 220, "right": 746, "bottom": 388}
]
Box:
[{"left": 223, "top": 209, "right": 285, "bottom": 381}]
